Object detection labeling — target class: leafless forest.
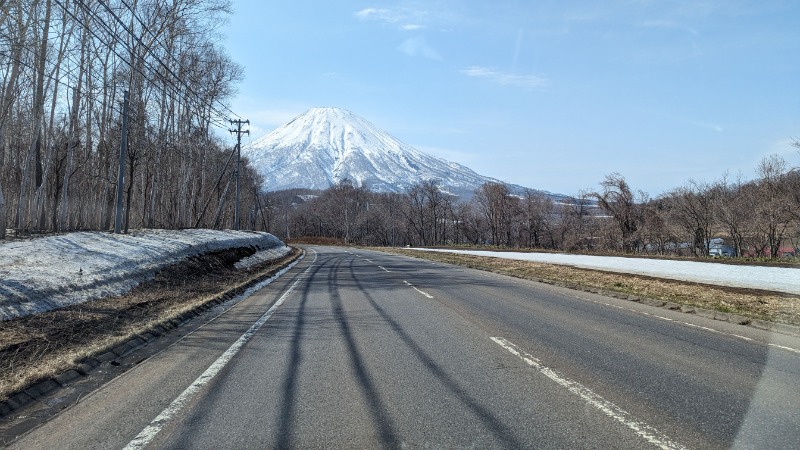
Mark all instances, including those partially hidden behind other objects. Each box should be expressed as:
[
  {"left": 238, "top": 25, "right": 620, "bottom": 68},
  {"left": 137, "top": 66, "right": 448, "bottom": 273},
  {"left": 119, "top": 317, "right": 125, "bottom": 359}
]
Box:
[
  {"left": 262, "top": 154, "right": 800, "bottom": 259},
  {"left": 1, "top": 1, "right": 798, "bottom": 259},
  {"left": 0, "top": 0, "right": 259, "bottom": 239}
]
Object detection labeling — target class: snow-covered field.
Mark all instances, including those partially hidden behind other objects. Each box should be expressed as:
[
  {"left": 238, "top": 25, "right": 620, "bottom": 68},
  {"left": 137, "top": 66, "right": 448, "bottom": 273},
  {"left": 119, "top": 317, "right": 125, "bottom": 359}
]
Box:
[
  {"left": 413, "top": 249, "right": 800, "bottom": 295},
  {"left": 0, "top": 229, "right": 290, "bottom": 321}
]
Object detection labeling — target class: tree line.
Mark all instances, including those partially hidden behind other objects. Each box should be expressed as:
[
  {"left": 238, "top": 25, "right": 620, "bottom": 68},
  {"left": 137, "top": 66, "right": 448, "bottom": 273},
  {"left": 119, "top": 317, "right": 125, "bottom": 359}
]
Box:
[
  {"left": 2, "top": 2, "right": 797, "bottom": 260},
  {"left": 257, "top": 152, "right": 800, "bottom": 259},
  {"left": 0, "top": 0, "right": 258, "bottom": 239}
]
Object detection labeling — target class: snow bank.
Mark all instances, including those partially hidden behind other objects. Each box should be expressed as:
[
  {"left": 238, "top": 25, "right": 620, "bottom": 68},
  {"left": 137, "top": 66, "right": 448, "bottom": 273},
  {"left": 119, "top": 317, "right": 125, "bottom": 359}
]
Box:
[
  {"left": 0, "top": 229, "right": 290, "bottom": 321},
  {"left": 413, "top": 249, "right": 800, "bottom": 295}
]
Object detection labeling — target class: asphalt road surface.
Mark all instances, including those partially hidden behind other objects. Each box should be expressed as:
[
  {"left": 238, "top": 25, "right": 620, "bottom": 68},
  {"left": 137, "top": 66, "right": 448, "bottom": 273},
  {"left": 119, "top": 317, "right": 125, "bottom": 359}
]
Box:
[{"left": 8, "top": 246, "right": 800, "bottom": 449}]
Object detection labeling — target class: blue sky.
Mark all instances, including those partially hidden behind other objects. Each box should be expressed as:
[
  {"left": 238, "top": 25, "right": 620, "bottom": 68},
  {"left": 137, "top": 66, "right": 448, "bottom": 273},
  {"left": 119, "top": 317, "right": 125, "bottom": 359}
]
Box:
[{"left": 221, "top": 1, "right": 799, "bottom": 197}]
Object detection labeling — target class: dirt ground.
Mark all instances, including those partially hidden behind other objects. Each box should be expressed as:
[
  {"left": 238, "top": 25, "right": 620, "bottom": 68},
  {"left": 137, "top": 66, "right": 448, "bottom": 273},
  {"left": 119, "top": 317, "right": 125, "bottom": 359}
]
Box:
[{"left": 0, "top": 247, "right": 301, "bottom": 402}]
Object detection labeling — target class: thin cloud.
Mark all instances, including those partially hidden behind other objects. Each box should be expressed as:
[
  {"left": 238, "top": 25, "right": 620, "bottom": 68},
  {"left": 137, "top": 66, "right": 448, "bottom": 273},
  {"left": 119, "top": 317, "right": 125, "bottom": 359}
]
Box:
[
  {"left": 355, "top": 7, "right": 399, "bottom": 23},
  {"left": 355, "top": 7, "right": 428, "bottom": 31},
  {"left": 398, "top": 37, "right": 442, "bottom": 60},
  {"left": 639, "top": 19, "right": 699, "bottom": 36},
  {"left": 460, "top": 66, "right": 548, "bottom": 89}
]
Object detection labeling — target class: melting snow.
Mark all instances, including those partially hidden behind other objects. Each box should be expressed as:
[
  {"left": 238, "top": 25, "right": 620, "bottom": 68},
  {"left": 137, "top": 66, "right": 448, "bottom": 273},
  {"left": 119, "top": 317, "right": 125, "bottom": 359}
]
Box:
[
  {"left": 0, "top": 229, "right": 290, "bottom": 321},
  {"left": 413, "top": 249, "right": 800, "bottom": 295}
]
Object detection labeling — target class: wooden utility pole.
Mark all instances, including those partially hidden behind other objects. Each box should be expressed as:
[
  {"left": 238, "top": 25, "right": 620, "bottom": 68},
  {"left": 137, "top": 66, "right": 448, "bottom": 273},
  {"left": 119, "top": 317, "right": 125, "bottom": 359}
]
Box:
[
  {"left": 229, "top": 119, "right": 249, "bottom": 230},
  {"left": 114, "top": 90, "right": 130, "bottom": 234}
]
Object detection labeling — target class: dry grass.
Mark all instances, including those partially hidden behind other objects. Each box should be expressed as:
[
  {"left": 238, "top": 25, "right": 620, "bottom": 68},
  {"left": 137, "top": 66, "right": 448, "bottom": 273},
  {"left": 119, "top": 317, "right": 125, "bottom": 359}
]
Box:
[
  {"left": 287, "top": 236, "right": 345, "bottom": 246},
  {"left": 0, "top": 247, "right": 302, "bottom": 402},
  {"left": 383, "top": 249, "right": 800, "bottom": 326}
]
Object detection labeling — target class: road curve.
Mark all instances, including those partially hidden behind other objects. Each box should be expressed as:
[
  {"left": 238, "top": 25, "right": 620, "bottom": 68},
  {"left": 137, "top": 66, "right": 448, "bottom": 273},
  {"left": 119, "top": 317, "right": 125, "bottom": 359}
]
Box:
[{"left": 7, "top": 246, "right": 800, "bottom": 449}]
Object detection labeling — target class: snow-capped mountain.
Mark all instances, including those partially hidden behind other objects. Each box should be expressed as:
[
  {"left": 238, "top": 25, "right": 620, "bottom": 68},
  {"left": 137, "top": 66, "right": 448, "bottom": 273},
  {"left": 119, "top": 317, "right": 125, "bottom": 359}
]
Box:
[{"left": 242, "top": 107, "right": 543, "bottom": 198}]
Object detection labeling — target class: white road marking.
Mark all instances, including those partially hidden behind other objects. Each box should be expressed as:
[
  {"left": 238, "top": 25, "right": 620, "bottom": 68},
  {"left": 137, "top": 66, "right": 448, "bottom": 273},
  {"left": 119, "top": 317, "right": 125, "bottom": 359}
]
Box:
[
  {"left": 403, "top": 280, "right": 433, "bottom": 298},
  {"left": 575, "top": 295, "right": 800, "bottom": 355},
  {"left": 378, "top": 266, "right": 390, "bottom": 272},
  {"left": 492, "top": 337, "right": 686, "bottom": 450},
  {"left": 124, "top": 251, "right": 317, "bottom": 449},
  {"left": 769, "top": 343, "right": 800, "bottom": 354}
]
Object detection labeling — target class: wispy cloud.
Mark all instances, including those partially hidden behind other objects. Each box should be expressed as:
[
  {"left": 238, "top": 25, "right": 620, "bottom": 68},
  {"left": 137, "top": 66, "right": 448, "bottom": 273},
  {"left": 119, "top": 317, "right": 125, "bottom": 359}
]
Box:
[
  {"left": 398, "top": 37, "right": 441, "bottom": 60},
  {"left": 355, "top": 7, "right": 427, "bottom": 31},
  {"left": 460, "top": 66, "right": 548, "bottom": 89},
  {"left": 355, "top": 7, "right": 398, "bottom": 22},
  {"left": 695, "top": 122, "right": 723, "bottom": 133},
  {"left": 639, "top": 19, "right": 699, "bottom": 36}
]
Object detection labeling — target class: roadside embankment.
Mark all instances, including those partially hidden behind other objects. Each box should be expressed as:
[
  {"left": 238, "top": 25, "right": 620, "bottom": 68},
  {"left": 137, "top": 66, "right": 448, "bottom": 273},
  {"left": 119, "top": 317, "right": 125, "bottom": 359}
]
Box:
[{"left": 0, "top": 230, "right": 300, "bottom": 407}]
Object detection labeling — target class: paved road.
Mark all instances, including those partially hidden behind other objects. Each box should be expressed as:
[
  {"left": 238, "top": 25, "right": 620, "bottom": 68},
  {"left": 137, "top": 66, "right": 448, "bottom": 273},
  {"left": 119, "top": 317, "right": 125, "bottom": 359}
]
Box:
[{"left": 8, "top": 246, "right": 800, "bottom": 449}]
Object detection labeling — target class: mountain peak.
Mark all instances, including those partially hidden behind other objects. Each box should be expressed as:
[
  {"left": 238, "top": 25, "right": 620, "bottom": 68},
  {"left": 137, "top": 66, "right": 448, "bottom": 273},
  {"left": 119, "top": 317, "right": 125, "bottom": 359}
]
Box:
[{"left": 242, "top": 107, "right": 531, "bottom": 198}]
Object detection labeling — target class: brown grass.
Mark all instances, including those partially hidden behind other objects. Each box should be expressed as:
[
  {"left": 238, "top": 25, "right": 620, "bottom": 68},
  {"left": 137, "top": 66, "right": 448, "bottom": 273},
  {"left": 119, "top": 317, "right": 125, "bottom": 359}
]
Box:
[
  {"left": 0, "top": 247, "right": 302, "bottom": 402},
  {"left": 382, "top": 249, "right": 800, "bottom": 326},
  {"left": 287, "top": 236, "right": 345, "bottom": 246}
]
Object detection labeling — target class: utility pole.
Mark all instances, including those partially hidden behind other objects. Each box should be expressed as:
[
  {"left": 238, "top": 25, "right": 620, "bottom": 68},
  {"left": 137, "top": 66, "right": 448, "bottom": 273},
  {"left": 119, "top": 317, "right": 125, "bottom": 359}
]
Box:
[
  {"left": 229, "top": 119, "right": 249, "bottom": 230},
  {"left": 114, "top": 90, "right": 130, "bottom": 234}
]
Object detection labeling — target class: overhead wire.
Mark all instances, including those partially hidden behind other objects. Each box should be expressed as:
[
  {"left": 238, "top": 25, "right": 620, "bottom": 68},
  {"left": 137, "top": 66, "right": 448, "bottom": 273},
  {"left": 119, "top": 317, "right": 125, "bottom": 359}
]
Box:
[
  {"left": 116, "top": 0, "right": 241, "bottom": 120},
  {"left": 49, "top": 0, "right": 231, "bottom": 134},
  {"left": 5, "top": 1, "right": 237, "bottom": 171},
  {"left": 92, "top": 0, "right": 238, "bottom": 125},
  {"left": 75, "top": 0, "right": 231, "bottom": 130}
]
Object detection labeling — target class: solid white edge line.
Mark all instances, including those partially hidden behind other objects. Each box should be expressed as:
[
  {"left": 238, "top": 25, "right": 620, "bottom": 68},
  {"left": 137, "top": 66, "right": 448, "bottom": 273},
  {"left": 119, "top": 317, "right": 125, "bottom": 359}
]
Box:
[
  {"left": 576, "top": 295, "right": 800, "bottom": 356},
  {"left": 124, "top": 250, "right": 317, "bottom": 450},
  {"left": 769, "top": 343, "right": 800, "bottom": 354},
  {"left": 491, "top": 337, "right": 686, "bottom": 450}
]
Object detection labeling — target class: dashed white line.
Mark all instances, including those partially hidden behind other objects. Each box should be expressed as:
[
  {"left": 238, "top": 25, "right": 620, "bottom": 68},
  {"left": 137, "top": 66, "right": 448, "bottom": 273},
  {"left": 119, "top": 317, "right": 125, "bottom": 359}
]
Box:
[
  {"left": 124, "top": 251, "right": 317, "bottom": 449},
  {"left": 378, "top": 266, "right": 391, "bottom": 272},
  {"left": 492, "top": 337, "right": 686, "bottom": 450},
  {"left": 403, "top": 280, "right": 433, "bottom": 298}
]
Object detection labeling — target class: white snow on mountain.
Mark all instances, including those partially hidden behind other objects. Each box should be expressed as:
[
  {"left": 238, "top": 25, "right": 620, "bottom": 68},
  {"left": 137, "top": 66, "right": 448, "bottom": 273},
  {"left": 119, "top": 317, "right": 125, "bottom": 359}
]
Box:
[
  {"left": 242, "top": 107, "right": 548, "bottom": 199},
  {"left": 0, "top": 230, "right": 290, "bottom": 321}
]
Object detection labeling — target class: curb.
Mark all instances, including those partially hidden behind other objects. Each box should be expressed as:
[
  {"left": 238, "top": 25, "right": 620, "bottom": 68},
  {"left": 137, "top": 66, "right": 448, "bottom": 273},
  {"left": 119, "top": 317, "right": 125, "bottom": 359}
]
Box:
[{"left": 0, "top": 249, "right": 303, "bottom": 418}]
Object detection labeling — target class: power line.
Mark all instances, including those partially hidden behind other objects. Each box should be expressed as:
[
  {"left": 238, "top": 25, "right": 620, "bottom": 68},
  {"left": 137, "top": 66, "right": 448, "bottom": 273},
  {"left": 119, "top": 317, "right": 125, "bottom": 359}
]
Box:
[
  {"left": 54, "top": 0, "right": 231, "bottom": 132},
  {"left": 116, "top": 0, "right": 241, "bottom": 120},
  {"left": 93, "top": 0, "right": 238, "bottom": 124}
]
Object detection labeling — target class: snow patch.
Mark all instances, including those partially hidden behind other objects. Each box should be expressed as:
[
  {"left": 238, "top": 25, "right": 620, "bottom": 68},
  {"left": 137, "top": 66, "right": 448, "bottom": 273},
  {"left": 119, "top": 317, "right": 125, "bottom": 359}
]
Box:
[
  {"left": 234, "top": 246, "right": 292, "bottom": 270},
  {"left": 413, "top": 249, "right": 800, "bottom": 295},
  {"left": 0, "top": 229, "right": 288, "bottom": 321}
]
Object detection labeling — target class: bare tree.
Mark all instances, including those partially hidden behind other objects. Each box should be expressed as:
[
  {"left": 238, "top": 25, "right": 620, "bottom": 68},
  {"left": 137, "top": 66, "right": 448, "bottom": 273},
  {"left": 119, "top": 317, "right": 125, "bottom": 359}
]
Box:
[
  {"left": 709, "top": 174, "right": 750, "bottom": 257},
  {"left": 521, "top": 190, "right": 553, "bottom": 248},
  {"left": 666, "top": 180, "right": 715, "bottom": 257},
  {"left": 474, "top": 183, "right": 513, "bottom": 246},
  {"left": 753, "top": 155, "right": 793, "bottom": 257},
  {"left": 592, "top": 173, "right": 644, "bottom": 252}
]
